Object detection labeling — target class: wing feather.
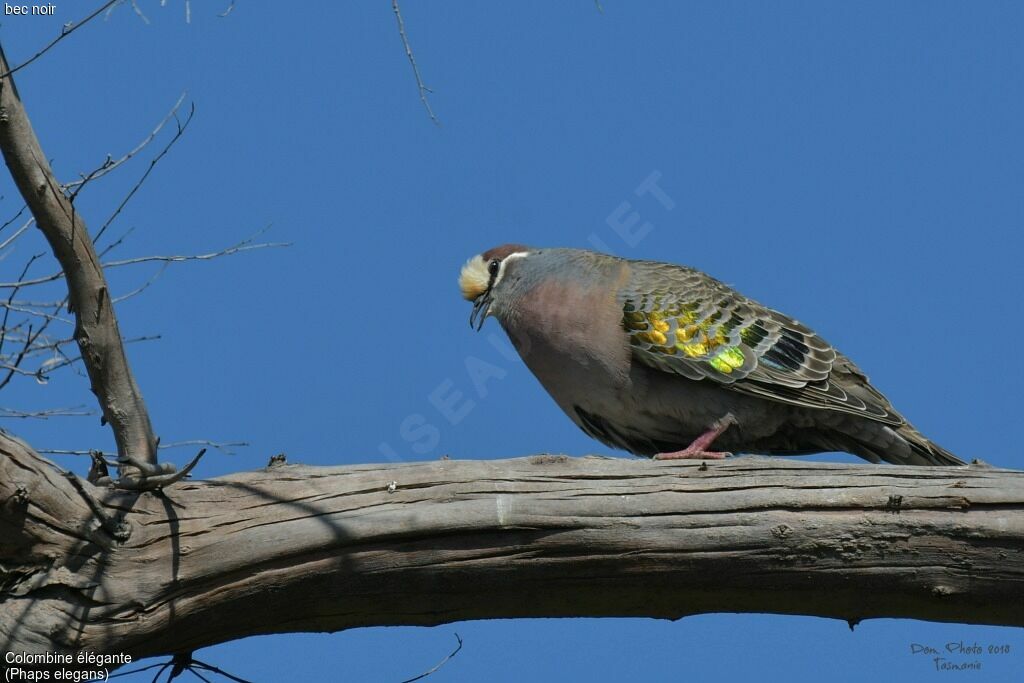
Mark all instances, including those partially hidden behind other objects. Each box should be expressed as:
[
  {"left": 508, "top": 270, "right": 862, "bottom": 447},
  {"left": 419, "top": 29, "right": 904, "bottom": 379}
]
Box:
[{"left": 619, "top": 260, "right": 902, "bottom": 425}]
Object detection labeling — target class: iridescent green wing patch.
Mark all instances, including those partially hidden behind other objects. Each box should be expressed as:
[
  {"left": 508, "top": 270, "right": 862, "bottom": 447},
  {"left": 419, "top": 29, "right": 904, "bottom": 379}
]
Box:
[
  {"left": 619, "top": 260, "right": 837, "bottom": 388},
  {"left": 619, "top": 260, "right": 901, "bottom": 424},
  {"left": 622, "top": 292, "right": 759, "bottom": 383}
]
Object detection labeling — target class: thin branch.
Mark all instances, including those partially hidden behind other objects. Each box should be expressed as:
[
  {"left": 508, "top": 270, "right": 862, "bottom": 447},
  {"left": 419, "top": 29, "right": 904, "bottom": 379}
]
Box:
[
  {"left": 400, "top": 633, "right": 464, "bottom": 683},
  {"left": 128, "top": 0, "right": 151, "bottom": 25},
  {"left": 29, "top": 334, "right": 161, "bottom": 376},
  {"left": 391, "top": 0, "right": 440, "bottom": 126},
  {"left": 0, "top": 1, "right": 121, "bottom": 79},
  {"left": 158, "top": 439, "right": 249, "bottom": 455},
  {"left": 0, "top": 203, "right": 28, "bottom": 237},
  {"left": 112, "top": 262, "right": 169, "bottom": 304},
  {"left": 0, "top": 270, "right": 62, "bottom": 289},
  {"left": 0, "top": 320, "right": 53, "bottom": 390},
  {"left": 36, "top": 448, "right": 114, "bottom": 456},
  {"left": 102, "top": 231, "right": 290, "bottom": 268},
  {"left": 218, "top": 1, "right": 236, "bottom": 18},
  {"left": 97, "top": 226, "right": 136, "bottom": 258},
  {"left": 0, "top": 302, "right": 68, "bottom": 323},
  {"left": 184, "top": 656, "right": 254, "bottom": 683},
  {"left": 39, "top": 438, "right": 243, "bottom": 457},
  {"left": 0, "top": 216, "right": 33, "bottom": 251},
  {"left": 0, "top": 361, "right": 44, "bottom": 378},
  {"left": 64, "top": 93, "right": 188, "bottom": 196},
  {"left": 2, "top": 297, "right": 68, "bottom": 308},
  {"left": 0, "top": 251, "right": 64, "bottom": 391},
  {"left": 0, "top": 251, "right": 44, "bottom": 360},
  {"left": 94, "top": 101, "right": 196, "bottom": 244},
  {"left": 0, "top": 231, "right": 286, "bottom": 289},
  {"left": 0, "top": 406, "right": 93, "bottom": 419}
]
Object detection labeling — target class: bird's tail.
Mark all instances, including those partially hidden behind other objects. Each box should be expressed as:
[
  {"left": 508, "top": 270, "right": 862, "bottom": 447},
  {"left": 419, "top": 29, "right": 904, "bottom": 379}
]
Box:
[
  {"left": 852, "top": 423, "right": 966, "bottom": 466},
  {"left": 897, "top": 424, "right": 966, "bottom": 466}
]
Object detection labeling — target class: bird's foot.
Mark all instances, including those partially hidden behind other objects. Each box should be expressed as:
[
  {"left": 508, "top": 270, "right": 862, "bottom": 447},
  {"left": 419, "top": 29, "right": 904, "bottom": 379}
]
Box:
[
  {"left": 653, "top": 448, "right": 731, "bottom": 461},
  {"left": 653, "top": 413, "right": 738, "bottom": 461}
]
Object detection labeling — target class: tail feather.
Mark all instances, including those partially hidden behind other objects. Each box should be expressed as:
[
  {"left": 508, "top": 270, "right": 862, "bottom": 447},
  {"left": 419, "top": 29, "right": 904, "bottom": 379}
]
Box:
[
  {"left": 896, "top": 425, "right": 965, "bottom": 466},
  {"left": 821, "top": 421, "right": 966, "bottom": 466}
]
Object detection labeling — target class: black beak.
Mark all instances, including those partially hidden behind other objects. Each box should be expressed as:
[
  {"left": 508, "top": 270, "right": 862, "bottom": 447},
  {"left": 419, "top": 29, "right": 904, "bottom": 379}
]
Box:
[{"left": 469, "top": 291, "right": 492, "bottom": 331}]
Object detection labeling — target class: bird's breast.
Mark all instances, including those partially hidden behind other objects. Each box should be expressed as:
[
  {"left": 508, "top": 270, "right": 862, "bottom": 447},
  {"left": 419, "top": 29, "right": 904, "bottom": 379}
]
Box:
[{"left": 500, "top": 275, "right": 632, "bottom": 402}]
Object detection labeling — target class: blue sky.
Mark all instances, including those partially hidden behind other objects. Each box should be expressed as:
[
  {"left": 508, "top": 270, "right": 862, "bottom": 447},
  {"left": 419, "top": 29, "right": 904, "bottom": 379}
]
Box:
[{"left": 2, "top": 1, "right": 1021, "bottom": 680}]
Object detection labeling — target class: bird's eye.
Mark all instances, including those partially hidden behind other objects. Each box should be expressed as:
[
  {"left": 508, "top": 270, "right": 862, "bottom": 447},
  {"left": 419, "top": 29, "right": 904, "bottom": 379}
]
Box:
[{"left": 488, "top": 259, "right": 500, "bottom": 276}]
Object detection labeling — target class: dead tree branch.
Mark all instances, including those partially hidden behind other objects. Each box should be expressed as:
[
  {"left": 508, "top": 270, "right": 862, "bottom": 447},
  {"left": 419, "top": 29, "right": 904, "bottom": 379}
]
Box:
[
  {"left": 64, "top": 92, "right": 188, "bottom": 197},
  {"left": 0, "top": 43, "right": 159, "bottom": 472},
  {"left": 0, "top": 1, "right": 121, "bottom": 80},
  {"left": 0, "top": 406, "right": 93, "bottom": 419},
  {"left": 2, "top": 432, "right": 1022, "bottom": 663},
  {"left": 1, "top": 232, "right": 286, "bottom": 289},
  {"left": 392, "top": 0, "right": 440, "bottom": 126},
  {"left": 92, "top": 101, "right": 195, "bottom": 245},
  {"left": 401, "top": 633, "right": 463, "bottom": 683}
]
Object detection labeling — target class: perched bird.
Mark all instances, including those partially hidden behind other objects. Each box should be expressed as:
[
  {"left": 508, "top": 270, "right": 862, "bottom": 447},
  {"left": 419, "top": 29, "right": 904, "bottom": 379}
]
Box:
[{"left": 459, "top": 245, "right": 964, "bottom": 466}]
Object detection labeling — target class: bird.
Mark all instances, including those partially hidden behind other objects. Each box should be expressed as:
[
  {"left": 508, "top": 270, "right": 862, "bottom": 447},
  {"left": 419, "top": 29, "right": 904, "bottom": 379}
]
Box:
[{"left": 459, "top": 245, "right": 964, "bottom": 466}]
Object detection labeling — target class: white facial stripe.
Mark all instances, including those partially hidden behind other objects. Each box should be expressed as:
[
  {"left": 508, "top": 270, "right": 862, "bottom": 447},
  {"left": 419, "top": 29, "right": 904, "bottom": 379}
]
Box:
[{"left": 492, "top": 251, "right": 530, "bottom": 289}]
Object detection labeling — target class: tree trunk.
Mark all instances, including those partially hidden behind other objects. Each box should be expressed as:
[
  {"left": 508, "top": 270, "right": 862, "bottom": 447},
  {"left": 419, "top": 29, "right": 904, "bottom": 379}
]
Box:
[
  {"left": 3, "top": 431, "right": 1022, "bottom": 667},
  {"left": 0, "top": 43, "right": 158, "bottom": 469}
]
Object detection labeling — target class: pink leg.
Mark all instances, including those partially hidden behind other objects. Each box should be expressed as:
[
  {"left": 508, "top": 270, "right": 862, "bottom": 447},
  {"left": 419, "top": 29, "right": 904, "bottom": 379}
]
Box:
[{"left": 653, "top": 414, "right": 738, "bottom": 460}]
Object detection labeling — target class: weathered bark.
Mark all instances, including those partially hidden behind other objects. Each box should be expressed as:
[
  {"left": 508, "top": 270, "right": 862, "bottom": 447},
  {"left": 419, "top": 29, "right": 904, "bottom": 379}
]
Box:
[
  {"left": 0, "top": 43, "right": 157, "bottom": 467},
  {"left": 2, "top": 431, "right": 1022, "bottom": 664}
]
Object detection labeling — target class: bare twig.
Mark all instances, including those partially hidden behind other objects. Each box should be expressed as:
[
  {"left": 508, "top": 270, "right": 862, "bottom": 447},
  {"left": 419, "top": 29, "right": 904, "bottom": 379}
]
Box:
[
  {"left": 40, "top": 438, "right": 244, "bottom": 457},
  {"left": 0, "top": 406, "right": 93, "bottom": 419},
  {"left": 102, "top": 230, "right": 289, "bottom": 268},
  {"left": 0, "top": 301, "right": 72, "bottom": 323},
  {"left": 0, "top": 252, "right": 44, "bottom": 360},
  {"left": 0, "top": 204, "right": 28, "bottom": 237},
  {"left": 0, "top": 216, "right": 33, "bottom": 251},
  {"left": 0, "top": 1, "right": 121, "bottom": 79},
  {"left": 128, "top": 0, "right": 151, "bottom": 24},
  {"left": 29, "top": 334, "right": 161, "bottom": 376},
  {"left": 109, "top": 652, "right": 253, "bottom": 683},
  {"left": 94, "top": 101, "right": 196, "bottom": 244},
  {"left": 107, "top": 660, "right": 167, "bottom": 679},
  {"left": 65, "top": 93, "right": 188, "bottom": 196},
  {"left": 0, "top": 231, "right": 286, "bottom": 289},
  {"left": 158, "top": 439, "right": 249, "bottom": 455},
  {"left": 0, "top": 270, "right": 63, "bottom": 289},
  {"left": 111, "top": 262, "right": 169, "bottom": 304},
  {"left": 178, "top": 655, "right": 253, "bottom": 683},
  {"left": 0, "top": 320, "right": 55, "bottom": 390},
  {"left": 391, "top": 0, "right": 440, "bottom": 126},
  {"left": 0, "top": 361, "right": 45, "bottom": 378},
  {"left": 400, "top": 633, "right": 464, "bottom": 683},
  {"left": 97, "top": 226, "right": 136, "bottom": 258},
  {"left": 0, "top": 253, "right": 64, "bottom": 391}
]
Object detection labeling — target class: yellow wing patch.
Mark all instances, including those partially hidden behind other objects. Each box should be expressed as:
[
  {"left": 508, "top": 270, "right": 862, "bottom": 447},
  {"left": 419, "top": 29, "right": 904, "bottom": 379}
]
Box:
[{"left": 623, "top": 300, "right": 748, "bottom": 376}]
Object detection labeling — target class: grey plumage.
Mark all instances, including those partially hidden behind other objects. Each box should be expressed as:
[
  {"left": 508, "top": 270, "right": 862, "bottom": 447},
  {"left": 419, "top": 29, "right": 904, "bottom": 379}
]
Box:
[{"left": 459, "top": 245, "right": 964, "bottom": 466}]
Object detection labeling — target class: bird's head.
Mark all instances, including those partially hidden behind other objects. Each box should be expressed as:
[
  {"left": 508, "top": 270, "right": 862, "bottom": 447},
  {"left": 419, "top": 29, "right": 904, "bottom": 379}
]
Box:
[{"left": 459, "top": 243, "right": 532, "bottom": 330}]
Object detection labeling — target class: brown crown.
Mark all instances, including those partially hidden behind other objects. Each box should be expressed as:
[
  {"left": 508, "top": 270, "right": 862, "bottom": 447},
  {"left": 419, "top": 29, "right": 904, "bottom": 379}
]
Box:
[{"left": 481, "top": 243, "right": 531, "bottom": 262}]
